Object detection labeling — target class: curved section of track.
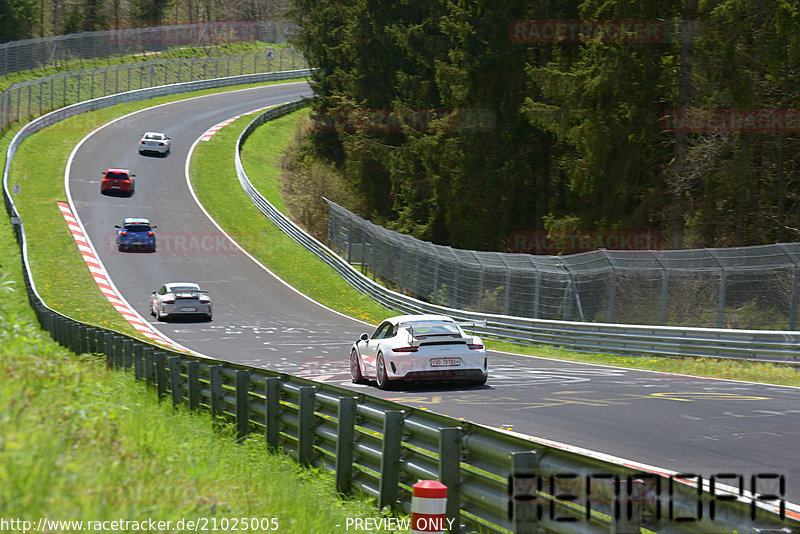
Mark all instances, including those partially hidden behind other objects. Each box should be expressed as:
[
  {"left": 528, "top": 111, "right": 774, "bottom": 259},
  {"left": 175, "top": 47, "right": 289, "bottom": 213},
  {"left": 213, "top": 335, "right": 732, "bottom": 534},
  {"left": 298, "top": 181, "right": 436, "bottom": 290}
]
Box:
[{"left": 66, "top": 82, "right": 800, "bottom": 504}]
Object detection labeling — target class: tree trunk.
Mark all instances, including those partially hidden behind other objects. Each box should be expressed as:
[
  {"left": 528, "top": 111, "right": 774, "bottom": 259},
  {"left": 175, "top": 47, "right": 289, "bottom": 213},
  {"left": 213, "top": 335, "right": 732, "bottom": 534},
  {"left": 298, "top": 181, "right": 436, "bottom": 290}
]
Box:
[{"left": 667, "top": 0, "right": 698, "bottom": 249}]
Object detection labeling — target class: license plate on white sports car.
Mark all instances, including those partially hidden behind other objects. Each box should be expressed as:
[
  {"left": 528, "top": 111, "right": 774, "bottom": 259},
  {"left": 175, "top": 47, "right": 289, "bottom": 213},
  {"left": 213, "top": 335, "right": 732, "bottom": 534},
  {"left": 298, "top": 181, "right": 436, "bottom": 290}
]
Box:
[
  {"left": 431, "top": 358, "right": 461, "bottom": 367},
  {"left": 180, "top": 307, "right": 197, "bottom": 312}
]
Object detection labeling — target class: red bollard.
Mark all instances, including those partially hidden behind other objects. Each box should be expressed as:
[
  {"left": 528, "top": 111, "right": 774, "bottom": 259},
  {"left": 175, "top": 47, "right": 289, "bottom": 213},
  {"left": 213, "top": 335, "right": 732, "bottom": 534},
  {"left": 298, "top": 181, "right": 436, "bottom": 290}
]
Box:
[{"left": 411, "top": 480, "right": 448, "bottom": 533}]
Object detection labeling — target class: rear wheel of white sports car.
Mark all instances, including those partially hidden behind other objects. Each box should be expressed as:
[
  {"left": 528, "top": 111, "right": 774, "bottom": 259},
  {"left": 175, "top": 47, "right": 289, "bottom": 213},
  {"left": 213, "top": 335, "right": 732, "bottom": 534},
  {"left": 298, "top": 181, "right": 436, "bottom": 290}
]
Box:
[
  {"left": 376, "top": 352, "right": 390, "bottom": 390},
  {"left": 350, "top": 349, "right": 367, "bottom": 384},
  {"left": 471, "top": 374, "right": 488, "bottom": 386}
]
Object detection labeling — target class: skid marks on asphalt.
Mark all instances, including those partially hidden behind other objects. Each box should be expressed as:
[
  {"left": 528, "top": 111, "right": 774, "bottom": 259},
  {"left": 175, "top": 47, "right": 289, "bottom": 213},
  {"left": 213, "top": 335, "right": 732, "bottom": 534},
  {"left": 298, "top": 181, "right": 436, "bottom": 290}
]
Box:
[
  {"left": 383, "top": 389, "right": 773, "bottom": 411},
  {"left": 484, "top": 363, "right": 628, "bottom": 386}
]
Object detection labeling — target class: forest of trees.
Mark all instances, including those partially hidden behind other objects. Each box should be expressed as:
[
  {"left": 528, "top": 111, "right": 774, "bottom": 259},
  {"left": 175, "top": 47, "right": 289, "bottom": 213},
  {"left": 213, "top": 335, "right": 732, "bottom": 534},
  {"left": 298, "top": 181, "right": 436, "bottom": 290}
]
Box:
[
  {"left": 0, "top": 0, "right": 289, "bottom": 42},
  {"left": 288, "top": 0, "right": 800, "bottom": 252},
  {"left": 3, "top": 0, "right": 798, "bottom": 253}
]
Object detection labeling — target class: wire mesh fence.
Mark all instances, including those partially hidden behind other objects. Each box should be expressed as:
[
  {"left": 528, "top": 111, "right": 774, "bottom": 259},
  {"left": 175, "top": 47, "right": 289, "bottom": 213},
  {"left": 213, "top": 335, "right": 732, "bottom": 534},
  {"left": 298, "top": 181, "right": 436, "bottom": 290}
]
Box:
[
  {"left": 0, "top": 21, "right": 298, "bottom": 76},
  {"left": 0, "top": 48, "right": 306, "bottom": 130},
  {"left": 326, "top": 200, "right": 800, "bottom": 331}
]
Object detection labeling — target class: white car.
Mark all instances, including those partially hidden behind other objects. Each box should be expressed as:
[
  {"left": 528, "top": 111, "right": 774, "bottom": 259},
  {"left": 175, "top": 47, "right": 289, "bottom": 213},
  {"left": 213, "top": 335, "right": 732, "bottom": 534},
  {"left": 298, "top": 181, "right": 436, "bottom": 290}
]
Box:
[
  {"left": 350, "top": 314, "right": 488, "bottom": 389},
  {"left": 139, "top": 131, "right": 171, "bottom": 155},
  {"left": 150, "top": 282, "right": 212, "bottom": 321}
]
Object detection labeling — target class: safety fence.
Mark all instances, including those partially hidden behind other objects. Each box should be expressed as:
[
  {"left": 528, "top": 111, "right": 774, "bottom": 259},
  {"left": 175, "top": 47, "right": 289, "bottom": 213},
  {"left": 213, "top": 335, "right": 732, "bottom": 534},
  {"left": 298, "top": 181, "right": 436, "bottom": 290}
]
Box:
[
  {"left": 0, "top": 21, "right": 297, "bottom": 76},
  {"left": 0, "top": 48, "right": 305, "bottom": 131},
  {"left": 327, "top": 203, "right": 800, "bottom": 332},
  {"left": 1, "top": 72, "right": 797, "bottom": 532}
]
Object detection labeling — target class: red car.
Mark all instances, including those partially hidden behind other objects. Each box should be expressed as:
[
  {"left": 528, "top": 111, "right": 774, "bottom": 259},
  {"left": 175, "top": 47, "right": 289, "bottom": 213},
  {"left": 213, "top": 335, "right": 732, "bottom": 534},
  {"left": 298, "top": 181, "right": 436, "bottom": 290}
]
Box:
[{"left": 101, "top": 168, "right": 135, "bottom": 195}]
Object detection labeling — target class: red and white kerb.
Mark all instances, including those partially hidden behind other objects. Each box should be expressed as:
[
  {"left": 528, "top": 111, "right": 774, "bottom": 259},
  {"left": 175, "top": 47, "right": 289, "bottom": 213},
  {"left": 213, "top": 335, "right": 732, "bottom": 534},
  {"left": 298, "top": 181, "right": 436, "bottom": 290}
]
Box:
[
  {"left": 199, "top": 105, "right": 273, "bottom": 141},
  {"left": 411, "top": 480, "right": 448, "bottom": 534},
  {"left": 56, "top": 201, "right": 185, "bottom": 352}
]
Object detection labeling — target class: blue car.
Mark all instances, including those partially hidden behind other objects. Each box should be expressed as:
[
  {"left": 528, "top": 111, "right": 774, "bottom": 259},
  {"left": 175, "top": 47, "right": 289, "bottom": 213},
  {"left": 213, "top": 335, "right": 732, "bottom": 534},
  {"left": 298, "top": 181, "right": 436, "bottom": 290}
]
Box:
[{"left": 115, "top": 217, "right": 156, "bottom": 252}]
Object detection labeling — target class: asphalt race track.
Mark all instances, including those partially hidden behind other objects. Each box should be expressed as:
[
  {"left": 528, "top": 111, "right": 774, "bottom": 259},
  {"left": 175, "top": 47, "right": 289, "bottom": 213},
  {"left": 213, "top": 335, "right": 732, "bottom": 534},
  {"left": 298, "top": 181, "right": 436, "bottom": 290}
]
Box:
[{"left": 66, "top": 82, "right": 800, "bottom": 505}]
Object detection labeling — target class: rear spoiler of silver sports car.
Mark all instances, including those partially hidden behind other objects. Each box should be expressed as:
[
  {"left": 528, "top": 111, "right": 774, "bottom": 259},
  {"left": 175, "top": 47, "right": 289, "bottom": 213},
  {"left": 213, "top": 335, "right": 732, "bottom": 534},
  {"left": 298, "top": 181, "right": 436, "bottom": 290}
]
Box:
[{"left": 458, "top": 319, "right": 487, "bottom": 335}]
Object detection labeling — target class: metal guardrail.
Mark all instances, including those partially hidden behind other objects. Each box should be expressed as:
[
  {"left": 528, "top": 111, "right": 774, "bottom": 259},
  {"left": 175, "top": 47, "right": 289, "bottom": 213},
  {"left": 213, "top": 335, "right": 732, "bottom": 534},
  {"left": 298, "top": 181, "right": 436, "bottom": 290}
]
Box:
[
  {"left": 30, "top": 314, "right": 800, "bottom": 534},
  {"left": 234, "top": 103, "right": 800, "bottom": 532},
  {"left": 237, "top": 103, "right": 800, "bottom": 368},
  {"left": 1, "top": 75, "right": 797, "bottom": 533}
]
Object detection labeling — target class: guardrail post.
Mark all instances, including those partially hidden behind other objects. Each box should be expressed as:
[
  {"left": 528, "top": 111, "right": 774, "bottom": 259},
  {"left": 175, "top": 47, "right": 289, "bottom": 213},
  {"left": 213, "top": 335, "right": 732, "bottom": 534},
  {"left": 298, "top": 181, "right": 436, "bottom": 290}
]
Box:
[
  {"left": 379, "top": 410, "right": 404, "bottom": 510},
  {"left": 209, "top": 365, "right": 223, "bottom": 419},
  {"left": 133, "top": 344, "right": 144, "bottom": 380},
  {"left": 84, "top": 326, "right": 96, "bottom": 354},
  {"left": 92, "top": 328, "right": 104, "bottom": 355},
  {"left": 57, "top": 318, "right": 67, "bottom": 347},
  {"left": 123, "top": 339, "right": 134, "bottom": 369},
  {"left": 143, "top": 347, "right": 155, "bottom": 384},
  {"left": 49, "top": 315, "right": 58, "bottom": 345},
  {"left": 265, "top": 377, "right": 281, "bottom": 448},
  {"left": 613, "top": 478, "right": 644, "bottom": 534},
  {"left": 235, "top": 370, "right": 251, "bottom": 439},
  {"left": 71, "top": 322, "right": 83, "bottom": 353},
  {"left": 335, "top": 397, "right": 357, "bottom": 495},
  {"left": 75, "top": 323, "right": 86, "bottom": 354},
  {"left": 508, "top": 451, "right": 541, "bottom": 534},
  {"left": 297, "top": 386, "right": 315, "bottom": 466},
  {"left": 103, "top": 332, "right": 113, "bottom": 368},
  {"left": 439, "top": 427, "right": 462, "bottom": 534},
  {"left": 112, "top": 335, "right": 124, "bottom": 369},
  {"left": 66, "top": 321, "right": 76, "bottom": 352},
  {"left": 61, "top": 320, "right": 70, "bottom": 349},
  {"left": 156, "top": 352, "right": 168, "bottom": 399},
  {"left": 187, "top": 360, "right": 200, "bottom": 410},
  {"left": 73, "top": 323, "right": 83, "bottom": 353},
  {"left": 169, "top": 356, "right": 182, "bottom": 407}
]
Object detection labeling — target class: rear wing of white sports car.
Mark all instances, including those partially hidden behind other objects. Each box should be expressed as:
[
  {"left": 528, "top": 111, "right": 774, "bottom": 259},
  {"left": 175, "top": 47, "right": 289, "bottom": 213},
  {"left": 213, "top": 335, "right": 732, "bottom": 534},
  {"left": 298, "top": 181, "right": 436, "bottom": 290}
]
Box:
[{"left": 457, "top": 319, "right": 487, "bottom": 335}]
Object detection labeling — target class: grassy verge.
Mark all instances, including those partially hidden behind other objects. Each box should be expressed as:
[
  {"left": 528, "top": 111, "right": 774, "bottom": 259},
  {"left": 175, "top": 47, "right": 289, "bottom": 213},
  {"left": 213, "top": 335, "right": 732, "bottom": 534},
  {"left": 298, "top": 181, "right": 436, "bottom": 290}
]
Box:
[
  {"left": 0, "top": 42, "right": 289, "bottom": 92},
  {"left": 4, "top": 79, "right": 309, "bottom": 340},
  {"left": 223, "top": 110, "right": 800, "bottom": 387},
  {"left": 192, "top": 110, "right": 393, "bottom": 325},
  {"left": 0, "top": 217, "right": 403, "bottom": 533},
  {"left": 1, "top": 43, "right": 305, "bottom": 131}
]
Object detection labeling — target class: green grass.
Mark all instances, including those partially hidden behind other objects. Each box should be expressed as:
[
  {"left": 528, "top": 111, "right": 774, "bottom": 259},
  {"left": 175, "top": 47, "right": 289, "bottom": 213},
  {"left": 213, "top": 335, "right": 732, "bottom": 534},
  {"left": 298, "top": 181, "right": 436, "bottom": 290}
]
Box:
[
  {"left": 0, "top": 215, "right": 405, "bottom": 532},
  {"left": 4, "top": 79, "right": 310, "bottom": 341},
  {"left": 6, "top": 78, "right": 797, "bottom": 386},
  {"left": 0, "top": 42, "right": 293, "bottom": 93},
  {"left": 192, "top": 110, "right": 394, "bottom": 325}
]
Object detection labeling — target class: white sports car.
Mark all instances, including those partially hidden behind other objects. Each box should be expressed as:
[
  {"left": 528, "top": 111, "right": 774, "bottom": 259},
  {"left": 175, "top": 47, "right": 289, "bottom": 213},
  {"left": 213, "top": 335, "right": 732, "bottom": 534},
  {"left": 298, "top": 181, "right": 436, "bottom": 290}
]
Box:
[
  {"left": 350, "top": 314, "right": 488, "bottom": 389},
  {"left": 139, "top": 131, "right": 171, "bottom": 155},
  {"left": 150, "top": 282, "right": 212, "bottom": 321}
]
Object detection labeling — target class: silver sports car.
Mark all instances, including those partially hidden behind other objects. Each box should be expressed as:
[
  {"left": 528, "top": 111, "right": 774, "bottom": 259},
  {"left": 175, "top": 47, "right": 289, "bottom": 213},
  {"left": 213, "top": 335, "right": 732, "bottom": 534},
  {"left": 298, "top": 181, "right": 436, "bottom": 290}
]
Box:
[
  {"left": 350, "top": 314, "right": 488, "bottom": 389},
  {"left": 150, "top": 282, "right": 212, "bottom": 321},
  {"left": 139, "top": 131, "right": 171, "bottom": 155}
]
